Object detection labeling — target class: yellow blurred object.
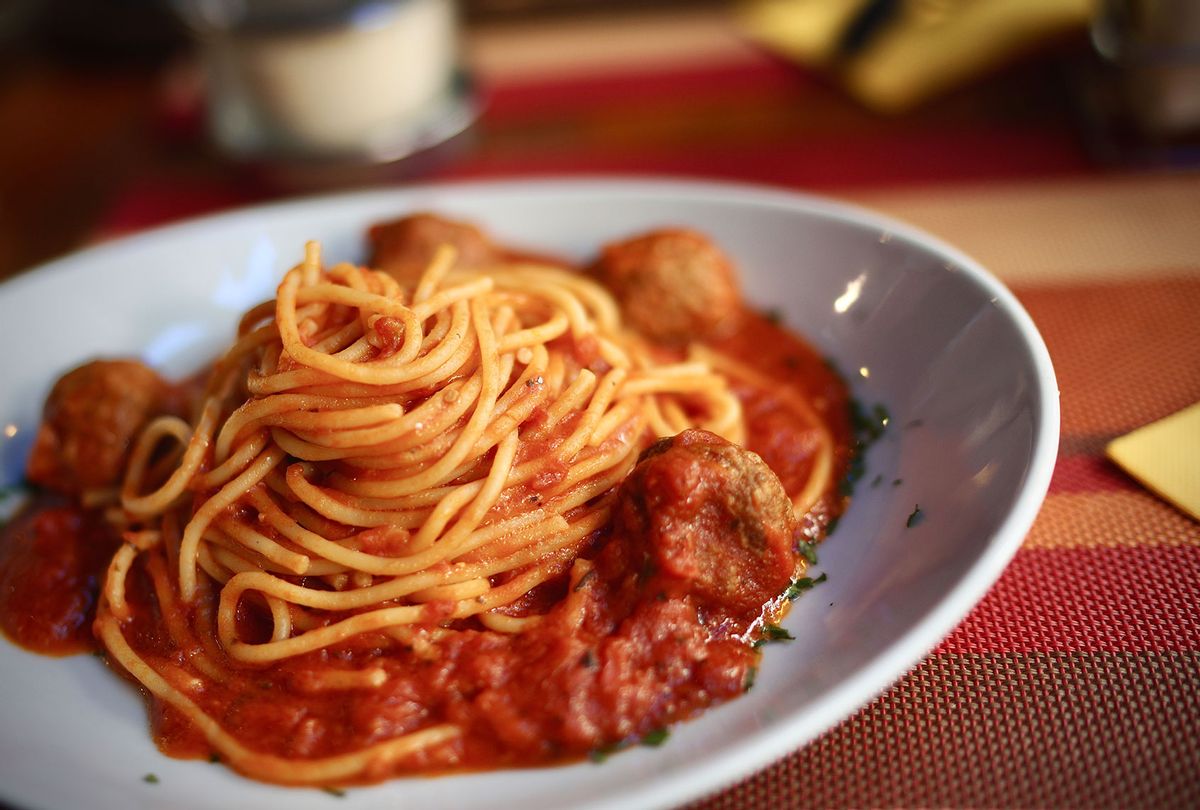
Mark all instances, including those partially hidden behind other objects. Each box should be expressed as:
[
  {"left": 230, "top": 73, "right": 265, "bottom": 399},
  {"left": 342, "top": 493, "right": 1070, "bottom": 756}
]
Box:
[
  {"left": 738, "top": 0, "right": 867, "bottom": 63},
  {"left": 739, "top": 0, "right": 1094, "bottom": 112},
  {"left": 1107, "top": 402, "right": 1200, "bottom": 523}
]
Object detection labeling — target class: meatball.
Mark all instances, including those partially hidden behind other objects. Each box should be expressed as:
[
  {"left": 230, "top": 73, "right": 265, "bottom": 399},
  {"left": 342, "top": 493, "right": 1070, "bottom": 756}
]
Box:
[
  {"left": 26, "top": 360, "right": 175, "bottom": 494},
  {"left": 368, "top": 213, "right": 498, "bottom": 285},
  {"left": 590, "top": 229, "right": 742, "bottom": 344},
  {"left": 612, "top": 429, "right": 796, "bottom": 620}
]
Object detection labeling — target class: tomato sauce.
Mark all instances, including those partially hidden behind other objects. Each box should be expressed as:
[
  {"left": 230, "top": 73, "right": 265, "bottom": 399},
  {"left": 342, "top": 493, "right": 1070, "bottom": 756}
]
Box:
[
  {"left": 0, "top": 310, "right": 852, "bottom": 779},
  {"left": 124, "top": 533, "right": 757, "bottom": 775},
  {"left": 0, "top": 499, "right": 119, "bottom": 655}
]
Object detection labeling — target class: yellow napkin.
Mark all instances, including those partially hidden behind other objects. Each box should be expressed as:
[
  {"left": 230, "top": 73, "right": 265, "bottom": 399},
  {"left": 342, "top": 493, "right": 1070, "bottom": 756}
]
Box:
[
  {"left": 1107, "top": 402, "right": 1200, "bottom": 522},
  {"left": 739, "top": 0, "right": 1094, "bottom": 112}
]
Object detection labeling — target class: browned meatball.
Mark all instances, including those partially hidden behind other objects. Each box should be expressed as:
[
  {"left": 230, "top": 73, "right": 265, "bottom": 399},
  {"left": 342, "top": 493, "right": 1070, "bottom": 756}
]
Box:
[
  {"left": 368, "top": 212, "right": 498, "bottom": 285},
  {"left": 612, "top": 429, "right": 796, "bottom": 621},
  {"left": 26, "top": 360, "right": 175, "bottom": 494},
  {"left": 590, "top": 229, "right": 742, "bottom": 344}
]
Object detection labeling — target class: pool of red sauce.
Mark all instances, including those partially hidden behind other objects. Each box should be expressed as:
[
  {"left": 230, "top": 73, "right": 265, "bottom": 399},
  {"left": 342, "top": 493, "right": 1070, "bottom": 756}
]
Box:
[
  {"left": 0, "top": 309, "right": 852, "bottom": 781},
  {"left": 0, "top": 501, "right": 120, "bottom": 655}
]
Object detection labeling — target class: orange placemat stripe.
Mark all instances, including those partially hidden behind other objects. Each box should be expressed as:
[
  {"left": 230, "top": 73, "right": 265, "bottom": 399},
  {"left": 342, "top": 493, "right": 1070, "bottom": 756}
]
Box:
[
  {"left": 1018, "top": 277, "right": 1200, "bottom": 439},
  {"left": 1024, "top": 490, "right": 1200, "bottom": 551}
]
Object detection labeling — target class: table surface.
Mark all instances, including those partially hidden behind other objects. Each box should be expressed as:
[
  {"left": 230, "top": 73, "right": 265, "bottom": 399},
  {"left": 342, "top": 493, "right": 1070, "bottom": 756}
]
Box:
[{"left": 1, "top": 7, "right": 1198, "bottom": 809}]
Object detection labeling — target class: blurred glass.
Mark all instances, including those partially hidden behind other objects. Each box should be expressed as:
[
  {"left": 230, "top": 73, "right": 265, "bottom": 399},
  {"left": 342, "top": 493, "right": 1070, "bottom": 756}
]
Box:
[
  {"left": 175, "top": 0, "right": 474, "bottom": 164},
  {"left": 1091, "top": 0, "right": 1200, "bottom": 138}
]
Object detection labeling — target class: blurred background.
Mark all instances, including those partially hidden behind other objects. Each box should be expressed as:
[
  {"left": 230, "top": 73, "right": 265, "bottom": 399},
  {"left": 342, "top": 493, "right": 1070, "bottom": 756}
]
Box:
[
  {"left": 2, "top": 4, "right": 1199, "bottom": 809},
  {"left": 0, "top": 0, "right": 1196, "bottom": 280}
]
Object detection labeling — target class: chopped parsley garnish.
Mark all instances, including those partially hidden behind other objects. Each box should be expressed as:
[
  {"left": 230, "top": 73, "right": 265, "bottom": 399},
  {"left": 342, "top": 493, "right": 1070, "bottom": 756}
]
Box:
[
  {"left": 871, "top": 474, "right": 883, "bottom": 488},
  {"left": 892, "top": 478, "right": 903, "bottom": 487},
  {"left": 580, "top": 649, "right": 596, "bottom": 669},
  {"left": 795, "top": 539, "right": 819, "bottom": 566},
  {"left": 640, "top": 728, "right": 670, "bottom": 747},
  {"left": 764, "top": 308, "right": 785, "bottom": 325},
  {"left": 840, "top": 397, "right": 891, "bottom": 498},
  {"left": 848, "top": 399, "right": 889, "bottom": 444},
  {"left": 906, "top": 505, "right": 924, "bottom": 528},
  {"left": 783, "top": 572, "right": 827, "bottom": 601},
  {"left": 754, "top": 623, "right": 795, "bottom": 647},
  {"left": 588, "top": 744, "right": 620, "bottom": 763},
  {"left": 743, "top": 666, "right": 758, "bottom": 693},
  {"left": 143, "top": 774, "right": 159, "bottom": 785},
  {"left": 321, "top": 787, "right": 347, "bottom": 798},
  {"left": 588, "top": 729, "right": 672, "bottom": 762},
  {"left": 208, "top": 753, "right": 220, "bottom": 764}
]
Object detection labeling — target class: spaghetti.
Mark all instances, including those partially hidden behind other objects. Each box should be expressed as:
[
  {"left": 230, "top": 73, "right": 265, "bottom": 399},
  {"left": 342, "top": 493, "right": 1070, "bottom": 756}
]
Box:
[{"left": 3, "top": 224, "right": 852, "bottom": 785}]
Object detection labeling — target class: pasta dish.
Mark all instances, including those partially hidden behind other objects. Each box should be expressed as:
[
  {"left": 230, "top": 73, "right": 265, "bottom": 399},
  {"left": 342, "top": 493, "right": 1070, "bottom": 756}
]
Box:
[{"left": 0, "top": 214, "right": 853, "bottom": 785}]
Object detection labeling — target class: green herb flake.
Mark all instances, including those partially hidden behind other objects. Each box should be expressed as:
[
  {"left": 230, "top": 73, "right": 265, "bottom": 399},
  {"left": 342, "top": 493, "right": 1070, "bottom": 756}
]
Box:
[
  {"left": 764, "top": 308, "right": 785, "bottom": 325},
  {"left": 640, "top": 728, "right": 670, "bottom": 747},
  {"left": 743, "top": 666, "right": 758, "bottom": 693},
  {"left": 871, "top": 473, "right": 883, "bottom": 488},
  {"left": 143, "top": 774, "right": 159, "bottom": 785},
  {"left": 321, "top": 787, "right": 347, "bottom": 798},
  {"left": 761, "top": 623, "right": 795, "bottom": 643},
  {"left": 588, "top": 739, "right": 631, "bottom": 764},
  {"left": 783, "top": 572, "right": 827, "bottom": 601},
  {"left": 580, "top": 649, "right": 596, "bottom": 669},
  {"left": 839, "top": 396, "right": 892, "bottom": 499},
  {"left": 795, "top": 539, "right": 819, "bottom": 566},
  {"left": 208, "top": 753, "right": 221, "bottom": 764},
  {"left": 848, "top": 398, "right": 888, "bottom": 444},
  {"left": 892, "top": 478, "right": 903, "bottom": 487},
  {"left": 906, "top": 505, "right": 924, "bottom": 528}
]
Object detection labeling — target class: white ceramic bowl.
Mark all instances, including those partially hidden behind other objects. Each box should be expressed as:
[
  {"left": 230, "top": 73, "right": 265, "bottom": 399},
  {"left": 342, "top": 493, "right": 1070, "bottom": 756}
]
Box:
[{"left": 0, "top": 178, "right": 1058, "bottom": 810}]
